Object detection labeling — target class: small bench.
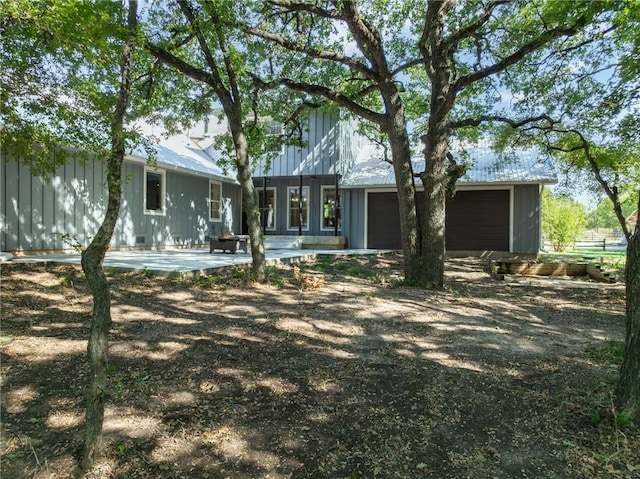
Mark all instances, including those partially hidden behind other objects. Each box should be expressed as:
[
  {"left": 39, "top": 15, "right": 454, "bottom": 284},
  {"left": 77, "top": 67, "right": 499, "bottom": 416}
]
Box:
[{"left": 209, "top": 235, "right": 249, "bottom": 254}]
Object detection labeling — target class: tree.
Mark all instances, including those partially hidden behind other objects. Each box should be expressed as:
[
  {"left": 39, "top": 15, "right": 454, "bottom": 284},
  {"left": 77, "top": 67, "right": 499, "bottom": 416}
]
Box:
[
  {"left": 541, "top": 189, "right": 586, "bottom": 252},
  {"left": 244, "top": 0, "right": 609, "bottom": 288},
  {"left": 2, "top": 0, "right": 143, "bottom": 467},
  {"left": 587, "top": 194, "right": 637, "bottom": 231},
  {"left": 487, "top": 0, "right": 640, "bottom": 422},
  {"left": 618, "top": 193, "right": 640, "bottom": 423},
  {"left": 413, "top": 0, "right": 615, "bottom": 287},
  {"left": 143, "top": 0, "right": 311, "bottom": 283},
  {"left": 80, "top": 1, "right": 139, "bottom": 468},
  {"left": 239, "top": 0, "right": 423, "bottom": 282}
]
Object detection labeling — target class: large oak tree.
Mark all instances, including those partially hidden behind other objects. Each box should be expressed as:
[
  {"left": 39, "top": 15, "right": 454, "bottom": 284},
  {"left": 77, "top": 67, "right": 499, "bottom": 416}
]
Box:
[{"left": 245, "top": 0, "right": 608, "bottom": 288}]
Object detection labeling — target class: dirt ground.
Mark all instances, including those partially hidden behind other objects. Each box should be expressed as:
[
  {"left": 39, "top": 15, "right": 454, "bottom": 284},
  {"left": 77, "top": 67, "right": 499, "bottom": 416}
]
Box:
[{"left": 1, "top": 254, "right": 639, "bottom": 479}]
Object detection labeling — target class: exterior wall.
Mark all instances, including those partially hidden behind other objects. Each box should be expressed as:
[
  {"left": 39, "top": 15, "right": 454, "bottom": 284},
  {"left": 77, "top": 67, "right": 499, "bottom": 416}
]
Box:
[
  {"left": 2, "top": 154, "right": 109, "bottom": 251},
  {"left": 252, "top": 110, "right": 364, "bottom": 178},
  {"left": 342, "top": 188, "right": 366, "bottom": 249},
  {"left": 253, "top": 176, "right": 342, "bottom": 237},
  {"left": 341, "top": 184, "right": 543, "bottom": 253},
  {"left": 1, "top": 155, "right": 241, "bottom": 252},
  {"left": 512, "top": 184, "right": 541, "bottom": 253}
]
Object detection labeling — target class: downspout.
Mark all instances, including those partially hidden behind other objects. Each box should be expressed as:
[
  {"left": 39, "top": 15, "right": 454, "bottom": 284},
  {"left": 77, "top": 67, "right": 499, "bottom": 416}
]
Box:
[
  {"left": 298, "top": 174, "right": 303, "bottom": 236},
  {"left": 334, "top": 173, "right": 339, "bottom": 237},
  {"left": 262, "top": 178, "right": 267, "bottom": 234}
]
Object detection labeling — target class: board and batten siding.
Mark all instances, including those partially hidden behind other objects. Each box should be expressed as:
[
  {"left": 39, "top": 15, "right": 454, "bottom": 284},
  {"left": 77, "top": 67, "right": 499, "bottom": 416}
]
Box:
[
  {"left": 341, "top": 189, "right": 366, "bottom": 249},
  {"left": 512, "top": 184, "right": 541, "bottom": 253},
  {"left": 1, "top": 154, "right": 240, "bottom": 252},
  {"left": 253, "top": 110, "right": 342, "bottom": 177},
  {"left": 2, "top": 153, "right": 108, "bottom": 251}
]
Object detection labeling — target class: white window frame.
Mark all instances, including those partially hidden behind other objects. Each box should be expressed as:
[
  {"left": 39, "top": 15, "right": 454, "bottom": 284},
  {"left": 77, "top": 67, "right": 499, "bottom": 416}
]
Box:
[
  {"left": 209, "top": 180, "right": 222, "bottom": 222},
  {"left": 287, "top": 186, "right": 309, "bottom": 231},
  {"left": 259, "top": 186, "right": 277, "bottom": 231},
  {"left": 263, "top": 119, "right": 285, "bottom": 155},
  {"left": 144, "top": 166, "right": 166, "bottom": 216},
  {"left": 320, "top": 185, "right": 342, "bottom": 231}
]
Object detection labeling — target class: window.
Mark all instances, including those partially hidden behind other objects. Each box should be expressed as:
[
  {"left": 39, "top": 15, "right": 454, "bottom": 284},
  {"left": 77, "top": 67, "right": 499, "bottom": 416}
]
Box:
[
  {"left": 144, "top": 167, "right": 165, "bottom": 215},
  {"left": 321, "top": 186, "right": 342, "bottom": 230},
  {"left": 209, "top": 180, "right": 222, "bottom": 222},
  {"left": 258, "top": 187, "right": 276, "bottom": 230},
  {"left": 263, "top": 119, "right": 285, "bottom": 155},
  {"left": 287, "top": 186, "right": 309, "bottom": 230}
]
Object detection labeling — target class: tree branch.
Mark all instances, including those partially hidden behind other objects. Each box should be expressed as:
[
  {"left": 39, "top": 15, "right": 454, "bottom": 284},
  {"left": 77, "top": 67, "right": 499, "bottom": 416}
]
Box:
[
  {"left": 174, "top": 1, "right": 234, "bottom": 105},
  {"left": 445, "top": 0, "right": 508, "bottom": 46},
  {"left": 145, "top": 42, "right": 214, "bottom": 87},
  {"left": 242, "top": 24, "right": 376, "bottom": 80},
  {"left": 453, "top": 19, "right": 587, "bottom": 93},
  {"left": 264, "top": 77, "right": 386, "bottom": 126},
  {"left": 450, "top": 113, "right": 557, "bottom": 130},
  {"left": 266, "top": 0, "right": 341, "bottom": 20}
]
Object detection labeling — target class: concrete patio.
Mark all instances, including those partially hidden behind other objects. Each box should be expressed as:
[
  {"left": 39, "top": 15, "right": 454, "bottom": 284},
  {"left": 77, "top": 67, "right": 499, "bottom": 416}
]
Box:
[{"left": 4, "top": 247, "right": 392, "bottom": 277}]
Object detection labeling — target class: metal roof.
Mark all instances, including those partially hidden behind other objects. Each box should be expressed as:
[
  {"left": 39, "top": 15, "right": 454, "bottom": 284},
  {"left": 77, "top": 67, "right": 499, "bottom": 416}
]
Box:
[
  {"left": 341, "top": 143, "right": 557, "bottom": 188},
  {"left": 128, "top": 134, "right": 235, "bottom": 182}
]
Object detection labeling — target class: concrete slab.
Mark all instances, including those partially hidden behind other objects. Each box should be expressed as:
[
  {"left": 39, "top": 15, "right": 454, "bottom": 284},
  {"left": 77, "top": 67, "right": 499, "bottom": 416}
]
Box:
[{"left": 6, "top": 247, "right": 392, "bottom": 277}]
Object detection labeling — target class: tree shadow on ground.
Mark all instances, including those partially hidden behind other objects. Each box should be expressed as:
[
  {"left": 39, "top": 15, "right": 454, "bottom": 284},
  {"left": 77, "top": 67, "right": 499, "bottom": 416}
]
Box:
[{"left": 0, "top": 258, "right": 636, "bottom": 479}]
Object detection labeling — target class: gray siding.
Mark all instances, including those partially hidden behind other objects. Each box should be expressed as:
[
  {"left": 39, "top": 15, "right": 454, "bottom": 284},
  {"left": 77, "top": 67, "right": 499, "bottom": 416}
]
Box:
[
  {"left": 513, "top": 184, "right": 541, "bottom": 253},
  {"left": 1, "top": 154, "right": 241, "bottom": 252},
  {"left": 2, "top": 154, "right": 108, "bottom": 251},
  {"left": 342, "top": 189, "right": 366, "bottom": 248},
  {"left": 253, "top": 110, "right": 342, "bottom": 177},
  {"left": 342, "top": 185, "right": 543, "bottom": 253}
]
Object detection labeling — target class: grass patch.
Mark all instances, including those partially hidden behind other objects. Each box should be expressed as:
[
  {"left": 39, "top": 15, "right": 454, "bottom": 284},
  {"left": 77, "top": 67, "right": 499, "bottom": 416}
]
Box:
[{"left": 585, "top": 339, "right": 625, "bottom": 365}]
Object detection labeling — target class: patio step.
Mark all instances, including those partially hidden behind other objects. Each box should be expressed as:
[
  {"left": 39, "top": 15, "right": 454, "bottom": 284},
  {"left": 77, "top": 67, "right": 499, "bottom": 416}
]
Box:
[{"left": 264, "top": 237, "right": 302, "bottom": 250}]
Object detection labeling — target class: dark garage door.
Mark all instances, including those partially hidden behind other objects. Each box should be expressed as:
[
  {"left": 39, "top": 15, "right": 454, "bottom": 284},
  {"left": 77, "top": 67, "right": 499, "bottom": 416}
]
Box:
[
  {"left": 367, "top": 190, "right": 510, "bottom": 251},
  {"left": 367, "top": 192, "right": 403, "bottom": 249}
]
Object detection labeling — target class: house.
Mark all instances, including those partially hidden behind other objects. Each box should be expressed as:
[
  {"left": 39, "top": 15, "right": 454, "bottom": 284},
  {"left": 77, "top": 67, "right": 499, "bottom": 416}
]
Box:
[
  {"left": 1, "top": 134, "right": 241, "bottom": 253},
  {"left": 1, "top": 109, "right": 554, "bottom": 256},
  {"left": 339, "top": 144, "right": 556, "bottom": 253},
  {"left": 251, "top": 124, "right": 556, "bottom": 254}
]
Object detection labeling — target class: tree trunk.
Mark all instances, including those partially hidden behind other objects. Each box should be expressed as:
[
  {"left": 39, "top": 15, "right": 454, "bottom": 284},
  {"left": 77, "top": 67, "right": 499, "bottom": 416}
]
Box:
[
  {"left": 228, "top": 114, "right": 266, "bottom": 282},
  {"left": 388, "top": 127, "right": 422, "bottom": 283},
  {"left": 81, "top": 159, "right": 124, "bottom": 469},
  {"left": 419, "top": 129, "right": 449, "bottom": 289},
  {"left": 417, "top": 1, "right": 456, "bottom": 290},
  {"left": 81, "top": 0, "right": 136, "bottom": 469},
  {"left": 616, "top": 192, "right": 640, "bottom": 423}
]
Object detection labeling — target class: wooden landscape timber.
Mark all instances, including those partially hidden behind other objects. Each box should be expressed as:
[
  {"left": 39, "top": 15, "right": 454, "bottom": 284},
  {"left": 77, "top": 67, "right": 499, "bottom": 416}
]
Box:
[{"left": 489, "top": 260, "right": 616, "bottom": 283}]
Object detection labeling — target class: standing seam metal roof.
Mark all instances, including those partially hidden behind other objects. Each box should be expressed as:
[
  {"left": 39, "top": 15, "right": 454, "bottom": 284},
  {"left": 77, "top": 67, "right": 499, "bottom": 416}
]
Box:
[
  {"left": 341, "top": 144, "right": 557, "bottom": 187},
  {"left": 128, "top": 135, "right": 236, "bottom": 182}
]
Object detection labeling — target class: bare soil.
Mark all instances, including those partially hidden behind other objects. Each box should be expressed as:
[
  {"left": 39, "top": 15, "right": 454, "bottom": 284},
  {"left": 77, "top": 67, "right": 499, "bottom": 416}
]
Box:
[{"left": 1, "top": 254, "right": 639, "bottom": 478}]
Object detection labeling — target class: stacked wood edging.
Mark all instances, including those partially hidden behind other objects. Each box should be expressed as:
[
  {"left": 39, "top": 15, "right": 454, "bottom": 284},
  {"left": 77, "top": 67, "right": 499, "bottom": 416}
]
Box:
[{"left": 489, "top": 261, "right": 615, "bottom": 283}]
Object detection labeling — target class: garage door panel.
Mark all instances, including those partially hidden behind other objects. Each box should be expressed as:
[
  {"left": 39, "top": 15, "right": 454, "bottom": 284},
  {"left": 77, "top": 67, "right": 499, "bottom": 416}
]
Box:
[
  {"left": 446, "top": 190, "right": 510, "bottom": 251},
  {"left": 367, "top": 190, "right": 510, "bottom": 251},
  {"left": 367, "top": 192, "right": 402, "bottom": 249}
]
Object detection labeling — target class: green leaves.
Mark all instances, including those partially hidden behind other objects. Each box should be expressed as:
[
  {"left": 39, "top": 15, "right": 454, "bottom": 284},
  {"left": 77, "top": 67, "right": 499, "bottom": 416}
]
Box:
[
  {"left": 1, "top": 0, "right": 146, "bottom": 175},
  {"left": 542, "top": 189, "right": 587, "bottom": 252}
]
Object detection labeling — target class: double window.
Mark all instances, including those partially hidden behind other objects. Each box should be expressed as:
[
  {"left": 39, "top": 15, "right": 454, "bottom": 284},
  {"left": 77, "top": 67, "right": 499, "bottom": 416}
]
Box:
[
  {"left": 321, "top": 186, "right": 342, "bottom": 230},
  {"left": 287, "top": 186, "right": 309, "bottom": 230},
  {"left": 144, "top": 167, "right": 166, "bottom": 215},
  {"left": 209, "top": 180, "right": 222, "bottom": 222}
]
